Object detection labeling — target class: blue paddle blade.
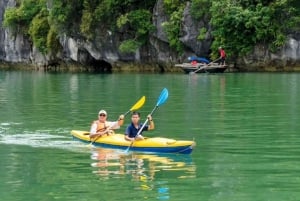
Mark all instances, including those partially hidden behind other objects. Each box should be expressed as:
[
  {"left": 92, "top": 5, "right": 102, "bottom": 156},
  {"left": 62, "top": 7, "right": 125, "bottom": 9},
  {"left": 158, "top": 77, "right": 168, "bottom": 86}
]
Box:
[{"left": 156, "top": 88, "right": 169, "bottom": 107}]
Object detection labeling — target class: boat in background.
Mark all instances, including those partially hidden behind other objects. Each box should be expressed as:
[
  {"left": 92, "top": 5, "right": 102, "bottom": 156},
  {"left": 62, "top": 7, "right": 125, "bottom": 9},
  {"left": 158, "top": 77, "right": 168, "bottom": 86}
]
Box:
[
  {"left": 176, "top": 56, "right": 227, "bottom": 74},
  {"left": 71, "top": 130, "right": 196, "bottom": 154},
  {"left": 175, "top": 62, "right": 227, "bottom": 74}
]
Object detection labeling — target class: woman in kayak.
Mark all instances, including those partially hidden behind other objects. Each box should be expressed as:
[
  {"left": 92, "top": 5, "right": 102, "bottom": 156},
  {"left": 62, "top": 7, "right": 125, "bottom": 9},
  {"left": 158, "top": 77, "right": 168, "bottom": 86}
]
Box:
[
  {"left": 90, "top": 109, "right": 124, "bottom": 138},
  {"left": 125, "top": 111, "right": 154, "bottom": 141}
]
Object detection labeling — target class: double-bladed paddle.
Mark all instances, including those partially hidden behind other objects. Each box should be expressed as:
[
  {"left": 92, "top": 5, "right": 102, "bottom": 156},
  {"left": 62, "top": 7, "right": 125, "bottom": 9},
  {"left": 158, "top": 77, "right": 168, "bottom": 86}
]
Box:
[
  {"left": 124, "top": 88, "right": 169, "bottom": 152},
  {"left": 89, "top": 96, "right": 146, "bottom": 146}
]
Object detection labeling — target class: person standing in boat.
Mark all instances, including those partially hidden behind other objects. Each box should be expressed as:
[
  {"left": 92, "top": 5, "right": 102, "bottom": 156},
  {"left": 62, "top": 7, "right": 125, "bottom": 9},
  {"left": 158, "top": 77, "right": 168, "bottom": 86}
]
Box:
[
  {"left": 125, "top": 111, "right": 154, "bottom": 141},
  {"left": 90, "top": 110, "right": 124, "bottom": 138},
  {"left": 218, "top": 47, "right": 226, "bottom": 66}
]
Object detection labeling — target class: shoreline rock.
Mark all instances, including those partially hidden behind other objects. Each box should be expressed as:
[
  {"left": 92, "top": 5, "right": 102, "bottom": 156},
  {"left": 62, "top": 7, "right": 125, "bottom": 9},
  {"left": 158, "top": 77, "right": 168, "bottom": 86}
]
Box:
[{"left": 1, "top": 61, "right": 300, "bottom": 73}]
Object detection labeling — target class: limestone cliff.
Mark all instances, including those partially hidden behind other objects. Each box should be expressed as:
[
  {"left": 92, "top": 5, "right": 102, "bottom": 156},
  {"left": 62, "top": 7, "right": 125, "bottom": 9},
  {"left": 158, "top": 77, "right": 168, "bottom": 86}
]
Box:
[{"left": 0, "top": 0, "right": 299, "bottom": 72}]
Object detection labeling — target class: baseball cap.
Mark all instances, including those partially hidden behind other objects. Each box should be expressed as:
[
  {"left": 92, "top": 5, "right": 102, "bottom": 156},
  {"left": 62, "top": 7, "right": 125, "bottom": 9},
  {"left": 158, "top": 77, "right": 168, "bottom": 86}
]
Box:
[{"left": 98, "top": 110, "right": 107, "bottom": 115}]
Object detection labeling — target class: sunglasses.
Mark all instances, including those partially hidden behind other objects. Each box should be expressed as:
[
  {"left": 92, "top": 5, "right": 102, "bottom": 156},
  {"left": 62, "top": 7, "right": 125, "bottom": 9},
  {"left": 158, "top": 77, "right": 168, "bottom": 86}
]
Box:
[{"left": 99, "top": 114, "right": 106, "bottom": 117}]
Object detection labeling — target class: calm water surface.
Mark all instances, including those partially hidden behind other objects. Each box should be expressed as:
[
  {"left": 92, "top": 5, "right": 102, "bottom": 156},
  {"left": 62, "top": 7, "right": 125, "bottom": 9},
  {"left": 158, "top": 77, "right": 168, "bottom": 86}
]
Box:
[{"left": 1, "top": 70, "right": 300, "bottom": 201}]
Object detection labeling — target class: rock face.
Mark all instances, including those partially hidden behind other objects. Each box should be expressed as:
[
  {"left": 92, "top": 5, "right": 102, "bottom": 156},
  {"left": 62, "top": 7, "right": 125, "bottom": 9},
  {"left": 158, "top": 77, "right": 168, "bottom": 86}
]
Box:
[
  {"left": 0, "top": 0, "right": 9, "bottom": 61},
  {"left": 0, "top": 0, "right": 31, "bottom": 63},
  {"left": 0, "top": 0, "right": 299, "bottom": 71}
]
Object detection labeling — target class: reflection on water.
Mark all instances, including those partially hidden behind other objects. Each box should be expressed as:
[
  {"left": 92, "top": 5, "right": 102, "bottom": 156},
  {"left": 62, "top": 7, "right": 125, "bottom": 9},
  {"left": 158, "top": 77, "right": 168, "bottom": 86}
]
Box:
[
  {"left": 90, "top": 148, "right": 196, "bottom": 178},
  {"left": 90, "top": 148, "right": 196, "bottom": 200}
]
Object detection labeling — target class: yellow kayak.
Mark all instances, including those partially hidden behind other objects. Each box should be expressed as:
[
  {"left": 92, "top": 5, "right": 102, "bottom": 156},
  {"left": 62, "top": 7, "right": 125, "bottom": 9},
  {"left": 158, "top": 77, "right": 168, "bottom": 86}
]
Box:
[{"left": 71, "top": 130, "right": 196, "bottom": 154}]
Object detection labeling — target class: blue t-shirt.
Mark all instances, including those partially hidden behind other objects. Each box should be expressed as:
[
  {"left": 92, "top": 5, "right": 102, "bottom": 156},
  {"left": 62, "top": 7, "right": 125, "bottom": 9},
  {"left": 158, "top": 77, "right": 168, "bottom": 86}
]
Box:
[{"left": 125, "top": 123, "right": 149, "bottom": 138}]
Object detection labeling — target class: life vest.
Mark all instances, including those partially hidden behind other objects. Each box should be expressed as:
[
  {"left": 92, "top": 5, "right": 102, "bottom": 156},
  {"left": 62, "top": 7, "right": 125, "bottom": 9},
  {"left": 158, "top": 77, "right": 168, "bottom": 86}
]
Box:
[
  {"left": 94, "top": 121, "right": 115, "bottom": 135},
  {"left": 95, "top": 121, "right": 107, "bottom": 132}
]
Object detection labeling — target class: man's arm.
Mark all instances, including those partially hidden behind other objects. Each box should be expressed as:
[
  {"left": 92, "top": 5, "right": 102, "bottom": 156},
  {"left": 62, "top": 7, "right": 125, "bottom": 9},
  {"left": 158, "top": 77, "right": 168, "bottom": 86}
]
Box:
[{"left": 147, "top": 115, "right": 155, "bottom": 130}]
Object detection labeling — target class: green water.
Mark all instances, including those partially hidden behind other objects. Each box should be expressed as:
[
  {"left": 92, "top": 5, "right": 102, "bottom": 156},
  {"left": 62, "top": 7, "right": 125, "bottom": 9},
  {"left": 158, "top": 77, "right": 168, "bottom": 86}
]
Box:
[{"left": 1, "top": 71, "right": 300, "bottom": 201}]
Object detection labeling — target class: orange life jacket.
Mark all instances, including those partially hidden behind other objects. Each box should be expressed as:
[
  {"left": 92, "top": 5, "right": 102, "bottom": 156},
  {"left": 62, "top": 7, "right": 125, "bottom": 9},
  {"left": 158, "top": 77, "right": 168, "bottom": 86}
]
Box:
[
  {"left": 94, "top": 121, "right": 107, "bottom": 132},
  {"left": 93, "top": 121, "right": 115, "bottom": 135}
]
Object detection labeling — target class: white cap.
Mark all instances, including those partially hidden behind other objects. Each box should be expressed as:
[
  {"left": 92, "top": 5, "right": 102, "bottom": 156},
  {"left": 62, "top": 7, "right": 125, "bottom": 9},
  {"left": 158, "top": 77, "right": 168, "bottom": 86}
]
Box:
[{"left": 98, "top": 110, "right": 107, "bottom": 115}]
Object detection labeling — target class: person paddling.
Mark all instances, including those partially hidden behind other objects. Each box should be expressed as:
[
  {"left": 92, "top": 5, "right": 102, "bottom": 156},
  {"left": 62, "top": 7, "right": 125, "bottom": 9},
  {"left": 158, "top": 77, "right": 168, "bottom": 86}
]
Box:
[
  {"left": 124, "top": 112, "right": 154, "bottom": 141},
  {"left": 90, "top": 110, "right": 124, "bottom": 138}
]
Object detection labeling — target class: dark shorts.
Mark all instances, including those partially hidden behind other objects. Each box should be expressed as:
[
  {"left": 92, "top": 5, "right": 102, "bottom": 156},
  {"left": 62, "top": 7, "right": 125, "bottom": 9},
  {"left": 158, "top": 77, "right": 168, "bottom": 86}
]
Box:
[{"left": 219, "top": 57, "right": 225, "bottom": 65}]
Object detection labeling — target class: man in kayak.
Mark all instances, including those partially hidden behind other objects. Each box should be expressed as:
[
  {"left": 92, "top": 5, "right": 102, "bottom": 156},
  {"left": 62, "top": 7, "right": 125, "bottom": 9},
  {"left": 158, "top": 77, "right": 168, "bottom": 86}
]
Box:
[
  {"left": 124, "top": 111, "right": 154, "bottom": 141},
  {"left": 90, "top": 110, "right": 124, "bottom": 138}
]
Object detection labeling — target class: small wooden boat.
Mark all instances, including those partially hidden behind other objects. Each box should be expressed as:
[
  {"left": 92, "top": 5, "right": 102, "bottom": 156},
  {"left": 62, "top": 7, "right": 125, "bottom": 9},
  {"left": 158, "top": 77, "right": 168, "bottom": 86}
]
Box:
[
  {"left": 175, "top": 62, "right": 227, "bottom": 74},
  {"left": 71, "top": 130, "right": 196, "bottom": 154}
]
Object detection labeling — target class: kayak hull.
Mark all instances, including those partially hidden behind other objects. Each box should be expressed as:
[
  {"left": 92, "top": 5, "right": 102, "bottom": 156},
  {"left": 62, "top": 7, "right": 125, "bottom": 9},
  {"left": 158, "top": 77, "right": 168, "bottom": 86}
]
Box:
[{"left": 71, "top": 130, "right": 196, "bottom": 154}]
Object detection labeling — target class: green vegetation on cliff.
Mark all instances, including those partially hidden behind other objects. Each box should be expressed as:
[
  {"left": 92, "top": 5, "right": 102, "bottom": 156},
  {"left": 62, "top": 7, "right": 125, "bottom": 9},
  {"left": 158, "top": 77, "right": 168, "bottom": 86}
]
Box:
[
  {"left": 209, "top": 0, "right": 300, "bottom": 58},
  {"left": 3, "top": 0, "right": 300, "bottom": 58}
]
